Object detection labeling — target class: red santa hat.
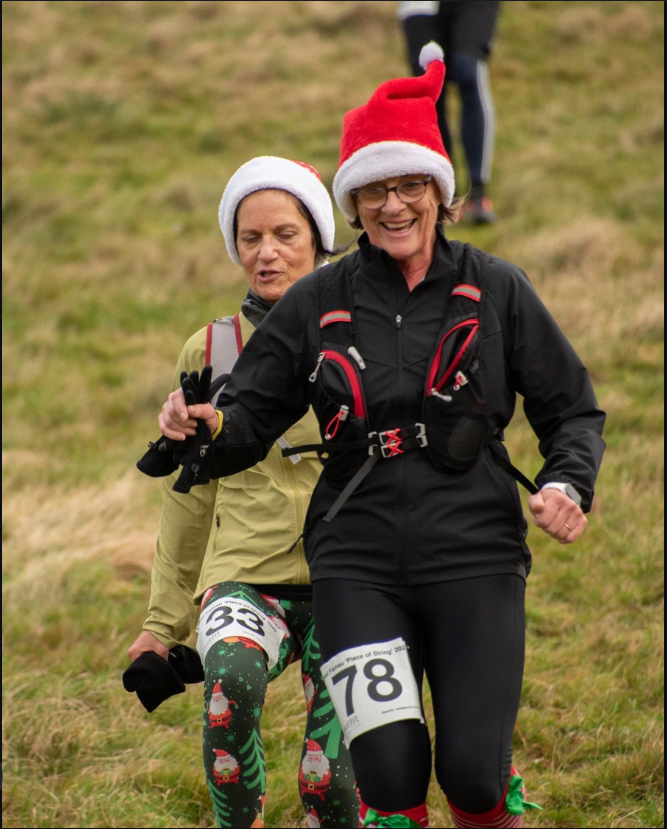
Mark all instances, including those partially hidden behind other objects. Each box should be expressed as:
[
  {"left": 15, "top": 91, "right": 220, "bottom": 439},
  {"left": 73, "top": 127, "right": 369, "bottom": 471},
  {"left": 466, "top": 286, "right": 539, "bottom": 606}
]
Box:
[
  {"left": 212, "top": 681, "right": 223, "bottom": 696},
  {"left": 333, "top": 42, "right": 454, "bottom": 221},
  {"left": 305, "top": 739, "right": 324, "bottom": 756},
  {"left": 219, "top": 156, "right": 335, "bottom": 266},
  {"left": 214, "top": 749, "right": 230, "bottom": 759}
]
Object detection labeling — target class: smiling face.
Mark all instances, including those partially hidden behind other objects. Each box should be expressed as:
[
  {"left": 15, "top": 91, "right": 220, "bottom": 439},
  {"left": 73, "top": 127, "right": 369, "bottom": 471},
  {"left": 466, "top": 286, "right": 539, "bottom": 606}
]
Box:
[
  {"left": 355, "top": 175, "right": 440, "bottom": 268},
  {"left": 235, "top": 189, "right": 317, "bottom": 305}
]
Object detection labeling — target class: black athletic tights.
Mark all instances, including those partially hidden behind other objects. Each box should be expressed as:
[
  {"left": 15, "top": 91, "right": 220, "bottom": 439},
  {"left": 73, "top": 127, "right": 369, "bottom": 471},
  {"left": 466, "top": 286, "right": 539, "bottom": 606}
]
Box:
[{"left": 313, "top": 574, "right": 525, "bottom": 814}]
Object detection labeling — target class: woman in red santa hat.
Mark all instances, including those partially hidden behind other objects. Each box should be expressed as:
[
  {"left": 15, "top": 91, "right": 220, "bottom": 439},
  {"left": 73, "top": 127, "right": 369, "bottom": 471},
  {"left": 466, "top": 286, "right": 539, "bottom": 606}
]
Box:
[{"left": 158, "top": 43, "right": 605, "bottom": 829}]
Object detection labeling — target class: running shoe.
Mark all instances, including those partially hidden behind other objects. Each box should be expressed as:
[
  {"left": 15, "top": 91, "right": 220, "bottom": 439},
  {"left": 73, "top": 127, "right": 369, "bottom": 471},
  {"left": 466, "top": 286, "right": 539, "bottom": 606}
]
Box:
[{"left": 464, "top": 195, "right": 498, "bottom": 225}]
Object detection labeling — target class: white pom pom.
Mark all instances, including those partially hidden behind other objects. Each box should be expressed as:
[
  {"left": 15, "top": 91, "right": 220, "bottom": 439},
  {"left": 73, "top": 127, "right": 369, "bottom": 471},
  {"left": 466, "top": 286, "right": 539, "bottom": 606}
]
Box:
[{"left": 419, "top": 41, "right": 444, "bottom": 71}]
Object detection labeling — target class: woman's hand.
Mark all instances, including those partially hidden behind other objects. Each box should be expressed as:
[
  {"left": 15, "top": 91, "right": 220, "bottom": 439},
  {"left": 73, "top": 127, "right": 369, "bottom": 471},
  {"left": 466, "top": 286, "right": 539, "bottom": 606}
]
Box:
[
  {"left": 528, "top": 488, "right": 587, "bottom": 544},
  {"left": 127, "top": 630, "right": 169, "bottom": 662},
  {"left": 159, "top": 388, "right": 219, "bottom": 439}
]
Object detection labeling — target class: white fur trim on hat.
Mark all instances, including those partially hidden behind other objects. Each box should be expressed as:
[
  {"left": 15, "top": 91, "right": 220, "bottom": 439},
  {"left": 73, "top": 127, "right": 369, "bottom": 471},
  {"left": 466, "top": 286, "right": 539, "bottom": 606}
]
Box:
[
  {"left": 333, "top": 141, "right": 455, "bottom": 221},
  {"left": 419, "top": 40, "right": 444, "bottom": 71},
  {"left": 218, "top": 156, "right": 335, "bottom": 266}
]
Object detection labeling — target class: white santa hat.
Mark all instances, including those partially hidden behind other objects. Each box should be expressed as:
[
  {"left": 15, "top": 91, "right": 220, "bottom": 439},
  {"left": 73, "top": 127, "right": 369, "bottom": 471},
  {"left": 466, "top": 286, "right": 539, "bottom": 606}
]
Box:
[
  {"left": 219, "top": 156, "right": 336, "bottom": 266},
  {"left": 333, "top": 42, "right": 455, "bottom": 222}
]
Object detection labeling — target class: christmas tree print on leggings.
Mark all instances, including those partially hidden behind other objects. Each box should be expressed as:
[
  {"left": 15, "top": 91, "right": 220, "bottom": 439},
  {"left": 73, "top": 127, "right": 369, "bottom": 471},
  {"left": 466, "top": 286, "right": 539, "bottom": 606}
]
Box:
[{"left": 201, "top": 582, "right": 358, "bottom": 828}]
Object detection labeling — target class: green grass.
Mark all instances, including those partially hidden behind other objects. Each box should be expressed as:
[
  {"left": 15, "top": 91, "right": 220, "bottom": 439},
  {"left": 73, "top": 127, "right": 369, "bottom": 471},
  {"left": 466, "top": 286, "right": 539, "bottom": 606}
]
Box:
[{"left": 2, "top": 1, "right": 663, "bottom": 827}]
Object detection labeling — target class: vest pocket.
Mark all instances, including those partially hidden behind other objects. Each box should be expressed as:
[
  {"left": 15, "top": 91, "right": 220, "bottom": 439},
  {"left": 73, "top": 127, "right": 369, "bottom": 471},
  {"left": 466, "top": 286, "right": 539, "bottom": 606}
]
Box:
[
  {"left": 423, "top": 362, "right": 486, "bottom": 472},
  {"left": 426, "top": 318, "right": 479, "bottom": 394},
  {"left": 423, "top": 316, "right": 487, "bottom": 472},
  {"left": 308, "top": 349, "right": 368, "bottom": 480},
  {"left": 309, "top": 349, "right": 366, "bottom": 420}
]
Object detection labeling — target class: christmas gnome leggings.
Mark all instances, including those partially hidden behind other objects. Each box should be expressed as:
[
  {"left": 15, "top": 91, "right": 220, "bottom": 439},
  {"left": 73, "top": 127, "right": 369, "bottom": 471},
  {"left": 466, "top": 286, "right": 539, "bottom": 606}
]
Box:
[{"left": 198, "top": 581, "right": 358, "bottom": 829}]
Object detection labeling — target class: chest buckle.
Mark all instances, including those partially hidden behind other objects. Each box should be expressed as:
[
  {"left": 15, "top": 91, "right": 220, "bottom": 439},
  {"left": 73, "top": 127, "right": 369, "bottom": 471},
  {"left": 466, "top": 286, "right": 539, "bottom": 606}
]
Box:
[{"left": 369, "top": 423, "right": 428, "bottom": 458}]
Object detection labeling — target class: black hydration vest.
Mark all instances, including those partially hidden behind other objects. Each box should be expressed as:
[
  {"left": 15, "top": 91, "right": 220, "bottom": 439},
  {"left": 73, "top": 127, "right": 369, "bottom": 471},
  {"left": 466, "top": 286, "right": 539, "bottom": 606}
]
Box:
[{"left": 283, "top": 243, "right": 537, "bottom": 522}]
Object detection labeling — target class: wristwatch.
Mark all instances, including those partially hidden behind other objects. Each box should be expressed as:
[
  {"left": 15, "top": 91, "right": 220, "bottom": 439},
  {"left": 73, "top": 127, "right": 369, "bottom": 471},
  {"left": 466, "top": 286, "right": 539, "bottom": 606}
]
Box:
[{"left": 541, "top": 482, "right": 582, "bottom": 507}]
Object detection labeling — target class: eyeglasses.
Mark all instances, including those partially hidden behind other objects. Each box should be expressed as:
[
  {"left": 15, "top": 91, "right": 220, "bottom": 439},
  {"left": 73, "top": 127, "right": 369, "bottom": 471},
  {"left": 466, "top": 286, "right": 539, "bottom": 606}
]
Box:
[{"left": 351, "top": 177, "right": 433, "bottom": 209}]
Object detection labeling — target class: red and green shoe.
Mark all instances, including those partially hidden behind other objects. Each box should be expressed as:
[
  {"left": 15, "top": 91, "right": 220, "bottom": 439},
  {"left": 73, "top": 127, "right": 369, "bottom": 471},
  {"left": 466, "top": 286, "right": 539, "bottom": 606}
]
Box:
[
  {"left": 506, "top": 767, "right": 543, "bottom": 817},
  {"left": 448, "top": 766, "right": 542, "bottom": 827},
  {"left": 361, "top": 810, "right": 422, "bottom": 828}
]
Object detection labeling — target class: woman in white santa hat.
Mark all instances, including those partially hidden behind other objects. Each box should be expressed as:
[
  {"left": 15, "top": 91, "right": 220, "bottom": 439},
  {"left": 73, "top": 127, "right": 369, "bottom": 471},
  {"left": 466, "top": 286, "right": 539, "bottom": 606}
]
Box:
[
  {"left": 130, "top": 156, "right": 358, "bottom": 828},
  {"left": 159, "top": 44, "right": 605, "bottom": 829}
]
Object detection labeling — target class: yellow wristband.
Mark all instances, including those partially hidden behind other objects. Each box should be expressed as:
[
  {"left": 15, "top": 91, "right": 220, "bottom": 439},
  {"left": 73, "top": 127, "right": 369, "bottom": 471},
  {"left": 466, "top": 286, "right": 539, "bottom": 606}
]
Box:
[{"left": 211, "top": 409, "right": 224, "bottom": 441}]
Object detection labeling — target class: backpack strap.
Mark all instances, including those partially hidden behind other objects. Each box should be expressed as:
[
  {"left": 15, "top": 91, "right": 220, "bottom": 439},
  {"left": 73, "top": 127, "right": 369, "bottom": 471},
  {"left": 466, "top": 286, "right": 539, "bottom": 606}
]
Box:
[
  {"left": 206, "top": 313, "right": 243, "bottom": 380},
  {"left": 487, "top": 444, "right": 539, "bottom": 495},
  {"left": 316, "top": 261, "right": 356, "bottom": 349},
  {"left": 446, "top": 242, "right": 485, "bottom": 320},
  {"left": 207, "top": 313, "right": 302, "bottom": 464}
]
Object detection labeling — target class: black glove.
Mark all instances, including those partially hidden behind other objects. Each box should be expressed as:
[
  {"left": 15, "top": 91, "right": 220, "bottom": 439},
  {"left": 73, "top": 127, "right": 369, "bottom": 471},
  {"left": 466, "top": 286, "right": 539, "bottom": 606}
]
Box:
[
  {"left": 136, "top": 435, "right": 188, "bottom": 478},
  {"left": 136, "top": 365, "right": 226, "bottom": 493},
  {"left": 171, "top": 418, "right": 215, "bottom": 494},
  {"left": 171, "top": 365, "right": 216, "bottom": 493},
  {"left": 122, "top": 644, "right": 205, "bottom": 713},
  {"left": 167, "top": 643, "right": 205, "bottom": 683},
  {"left": 180, "top": 365, "right": 212, "bottom": 407}
]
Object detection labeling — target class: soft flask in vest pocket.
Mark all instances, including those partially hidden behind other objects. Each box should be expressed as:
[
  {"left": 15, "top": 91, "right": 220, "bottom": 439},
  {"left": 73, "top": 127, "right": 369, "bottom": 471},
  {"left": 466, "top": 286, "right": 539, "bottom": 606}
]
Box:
[{"left": 423, "top": 316, "right": 487, "bottom": 472}]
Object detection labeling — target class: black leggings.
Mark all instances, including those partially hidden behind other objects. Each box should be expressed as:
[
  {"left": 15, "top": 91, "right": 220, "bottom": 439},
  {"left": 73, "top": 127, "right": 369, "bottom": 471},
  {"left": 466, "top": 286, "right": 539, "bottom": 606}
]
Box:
[
  {"left": 402, "top": 0, "right": 500, "bottom": 186},
  {"left": 313, "top": 574, "right": 525, "bottom": 814}
]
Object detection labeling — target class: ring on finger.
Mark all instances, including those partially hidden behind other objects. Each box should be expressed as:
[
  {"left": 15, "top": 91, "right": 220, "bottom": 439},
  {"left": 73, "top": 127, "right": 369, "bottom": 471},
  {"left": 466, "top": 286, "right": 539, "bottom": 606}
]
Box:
[{"left": 564, "top": 523, "right": 572, "bottom": 530}]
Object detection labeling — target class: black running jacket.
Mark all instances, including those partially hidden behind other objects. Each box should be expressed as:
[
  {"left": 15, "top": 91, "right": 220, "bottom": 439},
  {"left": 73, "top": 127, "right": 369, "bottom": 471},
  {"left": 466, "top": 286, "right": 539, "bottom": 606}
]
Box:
[{"left": 210, "top": 229, "right": 606, "bottom": 586}]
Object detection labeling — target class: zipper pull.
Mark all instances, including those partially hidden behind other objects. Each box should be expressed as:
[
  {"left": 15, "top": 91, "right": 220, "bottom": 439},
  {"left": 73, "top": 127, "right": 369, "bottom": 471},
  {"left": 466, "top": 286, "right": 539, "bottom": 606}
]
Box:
[
  {"left": 347, "top": 346, "right": 366, "bottom": 370},
  {"left": 431, "top": 388, "right": 453, "bottom": 402},
  {"left": 396, "top": 314, "right": 402, "bottom": 329},
  {"left": 286, "top": 531, "right": 304, "bottom": 555},
  {"left": 325, "top": 405, "right": 349, "bottom": 440},
  {"left": 453, "top": 371, "right": 469, "bottom": 391},
  {"left": 308, "top": 352, "right": 325, "bottom": 383}
]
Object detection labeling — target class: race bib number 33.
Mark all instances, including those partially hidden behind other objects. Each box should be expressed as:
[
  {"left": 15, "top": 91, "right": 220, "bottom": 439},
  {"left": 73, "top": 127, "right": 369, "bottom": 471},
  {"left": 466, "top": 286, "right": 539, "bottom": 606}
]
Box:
[
  {"left": 321, "top": 638, "right": 423, "bottom": 746},
  {"left": 196, "top": 596, "right": 286, "bottom": 669}
]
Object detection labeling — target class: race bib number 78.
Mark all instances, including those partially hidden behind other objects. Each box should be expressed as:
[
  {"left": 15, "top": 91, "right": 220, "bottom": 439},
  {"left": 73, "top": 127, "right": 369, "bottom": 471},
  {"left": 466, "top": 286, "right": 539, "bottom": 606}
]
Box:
[
  {"left": 196, "top": 596, "right": 286, "bottom": 669},
  {"left": 320, "top": 638, "right": 423, "bottom": 746}
]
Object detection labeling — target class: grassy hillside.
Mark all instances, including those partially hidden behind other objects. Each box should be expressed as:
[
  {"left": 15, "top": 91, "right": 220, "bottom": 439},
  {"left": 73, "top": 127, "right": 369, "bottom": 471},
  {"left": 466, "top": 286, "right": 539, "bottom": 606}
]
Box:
[{"left": 2, "top": 1, "right": 664, "bottom": 827}]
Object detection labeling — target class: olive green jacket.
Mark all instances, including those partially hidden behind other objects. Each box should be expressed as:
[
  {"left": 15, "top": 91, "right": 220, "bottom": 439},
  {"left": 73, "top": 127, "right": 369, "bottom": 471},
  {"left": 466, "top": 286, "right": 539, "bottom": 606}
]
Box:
[{"left": 143, "top": 310, "right": 322, "bottom": 649}]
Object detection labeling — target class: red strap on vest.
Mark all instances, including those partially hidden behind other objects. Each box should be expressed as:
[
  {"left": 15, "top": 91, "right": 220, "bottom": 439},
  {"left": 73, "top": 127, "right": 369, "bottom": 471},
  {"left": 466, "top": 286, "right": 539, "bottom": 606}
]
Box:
[
  {"left": 233, "top": 313, "right": 243, "bottom": 353},
  {"left": 205, "top": 322, "right": 213, "bottom": 365}
]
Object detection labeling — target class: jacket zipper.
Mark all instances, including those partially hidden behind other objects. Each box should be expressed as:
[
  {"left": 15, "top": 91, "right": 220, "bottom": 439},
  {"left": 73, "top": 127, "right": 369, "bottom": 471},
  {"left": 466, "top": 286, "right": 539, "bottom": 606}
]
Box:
[
  {"left": 309, "top": 350, "right": 366, "bottom": 418},
  {"left": 282, "top": 441, "right": 306, "bottom": 578},
  {"left": 426, "top": 319, "right": 479, "bottom": 395},
  {"left": 395, "top": 304, "right": 408, "bottom": 585}
]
